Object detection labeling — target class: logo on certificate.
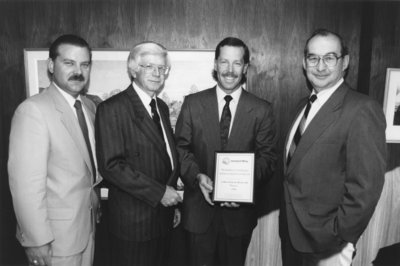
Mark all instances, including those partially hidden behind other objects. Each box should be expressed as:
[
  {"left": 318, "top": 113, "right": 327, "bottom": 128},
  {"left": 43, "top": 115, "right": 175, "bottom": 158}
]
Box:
[{"left": 222, "top": 157, "right": 230, "bottom": 165}]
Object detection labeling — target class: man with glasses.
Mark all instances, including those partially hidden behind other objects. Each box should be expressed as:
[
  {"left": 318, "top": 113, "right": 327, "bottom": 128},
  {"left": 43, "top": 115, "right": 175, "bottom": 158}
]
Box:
[
  {"left": 281, "top": 29, "right": 387, "bottom": 265},
  {"left": 95, "top": 41, "right": 182, "bottom": 266},
  {"left": 175, "top": 37, "right": 277, "bottom": 266}
]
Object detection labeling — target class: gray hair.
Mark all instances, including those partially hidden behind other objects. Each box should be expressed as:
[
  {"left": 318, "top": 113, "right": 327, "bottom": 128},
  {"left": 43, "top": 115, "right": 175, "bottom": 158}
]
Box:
[{"left": 127, "top": 41, "right": 170, "bottom": 81}]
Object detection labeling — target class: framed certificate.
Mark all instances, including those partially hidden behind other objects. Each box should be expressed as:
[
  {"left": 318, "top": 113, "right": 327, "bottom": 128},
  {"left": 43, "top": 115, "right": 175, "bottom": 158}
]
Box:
[{"left": 213, "top": 152, "right": 255, "bottom": 204}]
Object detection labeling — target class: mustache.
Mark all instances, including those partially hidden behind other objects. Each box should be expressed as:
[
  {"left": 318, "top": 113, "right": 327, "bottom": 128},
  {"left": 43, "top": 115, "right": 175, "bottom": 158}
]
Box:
[
  {"left": 68, "top": 74, "right": 85, "bottom": 81},
  {"left": 222, "top": 72, "right": 239, "bottom": 78}
]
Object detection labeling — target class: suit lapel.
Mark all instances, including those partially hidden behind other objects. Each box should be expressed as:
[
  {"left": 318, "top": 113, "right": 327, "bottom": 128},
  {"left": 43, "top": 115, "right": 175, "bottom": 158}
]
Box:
[
  {"left": 283, "top": 98, "right": 308, "bottom": 172},
  {"left": 199, "top": 87, "right": 221, "bottom": 151},
  {"left": 287, "top": 84, "right": 349, "bottom": 174},
  {"left": 125, "top": 86, "right": 171, "bottom": 166},
  {"left": 48, "top": 85, "right": 93, "bottom": 175},
  {"left": 159, "top": 103, "right": 178, "bottom": 175},
  {"left": 228, "top": 89, "right": 253, "bottom": 150}
]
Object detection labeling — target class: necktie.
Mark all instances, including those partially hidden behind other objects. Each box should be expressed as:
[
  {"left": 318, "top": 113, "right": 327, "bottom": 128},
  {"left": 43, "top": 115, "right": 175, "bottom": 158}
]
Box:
[
  {"left": 74, "top": 100, "right": 96, "bottom": 183},
  {"left": 220, "top": 95, "right": 233, "bottom": 150},
  {"left": 150, "top": 99, "right": 172, "bottom": 171},
  {"left": 150, "top": 99, "right": 164, "bottom": 140},
  {"left": 287, "top": 94, "right": 317, "bottom": 165}
]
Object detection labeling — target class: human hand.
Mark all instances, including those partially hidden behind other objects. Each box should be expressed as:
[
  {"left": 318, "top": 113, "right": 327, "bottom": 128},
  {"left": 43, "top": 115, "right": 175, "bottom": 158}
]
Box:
[
  {"left": 25, "top": 244, "right": 52, "bottom": 266},
  {"left": 161, "top": 186, "right": 183, "bottom": 207},
  {"left": 220, "top": 202, "right": 240, "bottom": 208},
  {"left": 173, "top": 208, "right": 181, "bottom": 228},
  {"left": 197, "top": 173, "right": 214, "bottom": 206}
]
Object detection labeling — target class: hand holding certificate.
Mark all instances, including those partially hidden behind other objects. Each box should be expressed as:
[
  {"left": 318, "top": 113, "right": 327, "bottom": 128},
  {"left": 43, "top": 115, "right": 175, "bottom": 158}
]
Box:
[{"left": 213, "top": 152, "right": 255, "bottom": 204}]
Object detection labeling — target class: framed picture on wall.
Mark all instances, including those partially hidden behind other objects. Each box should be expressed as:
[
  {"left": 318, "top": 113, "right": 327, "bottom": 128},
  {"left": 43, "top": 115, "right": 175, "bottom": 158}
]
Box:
[
  {"left": 24, "top": 49, "right": 216, "bottom": 129},
  {"left": 383, "top": 68, "right": 400, "bottom": 143}
]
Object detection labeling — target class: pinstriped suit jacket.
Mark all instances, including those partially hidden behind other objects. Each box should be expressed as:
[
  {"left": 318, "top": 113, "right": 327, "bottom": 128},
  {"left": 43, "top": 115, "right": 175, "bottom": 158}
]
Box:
[
  {"left": 175, "top": 87, "right": 277, "bottom": 237},
  {"left": 95, "top": 85, "right": 179, "bottom": 241}
]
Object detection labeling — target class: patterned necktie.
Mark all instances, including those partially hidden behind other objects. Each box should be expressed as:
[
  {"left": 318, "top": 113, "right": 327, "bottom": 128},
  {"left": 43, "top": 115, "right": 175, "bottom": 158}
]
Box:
[
  {"left": 150, "top": 99, "right": 164, "bottom": 140},
  {"left": 287, "top": 94, "right": 317, "bottom": 165},
  {"left": 220, "top": 95, "right": 233, "bottom": 150},
  {"left": 74, "top": 100, "right": 96, "bottom": 183}
]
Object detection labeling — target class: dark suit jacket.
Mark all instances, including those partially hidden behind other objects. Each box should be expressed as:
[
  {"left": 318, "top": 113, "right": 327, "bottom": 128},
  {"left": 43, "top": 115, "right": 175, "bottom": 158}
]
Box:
[
  {"left": 175, "top": 87, "right": 277, "bottom": 237},
  {"left": 95, "top": 85, "right": 179, "bottom": 241},
  {"left": 282, "top": 83, "right": 387, "bottom": 253}
]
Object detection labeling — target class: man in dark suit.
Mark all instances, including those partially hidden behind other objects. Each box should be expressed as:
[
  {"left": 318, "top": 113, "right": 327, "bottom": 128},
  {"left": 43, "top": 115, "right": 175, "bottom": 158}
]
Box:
[
  {"left": 8, "top": 34, "right": 101, "bottom": 266},
  {"left": 175, "top": 37, "right": 277, "bottom": 266},
  {"left": 95, "top": 41, "right": 182, "bottom": 266},
  {"left": 281, "top": 29, "right": 387, "bottom": 266}
]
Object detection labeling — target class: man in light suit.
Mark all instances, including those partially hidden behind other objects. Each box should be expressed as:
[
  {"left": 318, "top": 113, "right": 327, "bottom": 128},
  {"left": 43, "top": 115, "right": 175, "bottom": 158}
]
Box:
[
  {"left": 281, "top": 29, "right": 387, "bottom": 266},
  {"left": 95, "top": 41, "right": 182, "bottom": 266},
  {"left": 8, "top": 34, "right": 101, "bottom": 266},
  {"left": 175, "top": 37, "right": 277, "bottom": 266}
]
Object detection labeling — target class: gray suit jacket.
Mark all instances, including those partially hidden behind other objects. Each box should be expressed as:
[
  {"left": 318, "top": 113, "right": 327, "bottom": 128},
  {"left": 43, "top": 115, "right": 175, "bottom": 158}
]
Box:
[{"left": 282, "top": 83, "right": 387, "bottom": 252}]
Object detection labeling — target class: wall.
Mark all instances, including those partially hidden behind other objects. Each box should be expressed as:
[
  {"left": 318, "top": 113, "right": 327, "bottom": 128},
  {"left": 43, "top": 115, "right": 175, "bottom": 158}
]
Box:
[{"left": 0, "top": 0, "right": 398, "bottom": 265}]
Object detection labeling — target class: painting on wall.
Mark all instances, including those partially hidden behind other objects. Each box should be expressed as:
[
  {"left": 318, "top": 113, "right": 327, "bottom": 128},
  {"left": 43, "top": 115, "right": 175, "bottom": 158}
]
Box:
[
  {"left": 24, "top": 49, "right": 216, "bottom": 128},
  {"left": 383, "top": 68, "right": 400, "bottom": 143}
]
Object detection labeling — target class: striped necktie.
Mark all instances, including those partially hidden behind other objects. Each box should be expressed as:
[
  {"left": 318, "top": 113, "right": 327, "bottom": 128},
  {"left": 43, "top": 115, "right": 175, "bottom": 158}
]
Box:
[{"left": 287, "top": 94, "right": 317, "bottom": 165}]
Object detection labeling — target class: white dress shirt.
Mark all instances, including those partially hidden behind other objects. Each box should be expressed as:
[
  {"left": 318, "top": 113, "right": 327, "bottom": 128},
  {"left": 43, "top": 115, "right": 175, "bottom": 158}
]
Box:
[
  {"left": 285, "top": 78, "right": 344, "bottom": 158},
  {"left": 54, "top": 83, "right": 98, "bottom": 181},
  {"left": 216, "top": 86, "right": 242, "bottom": 136},
  {"left": 132, "top": 82, "right": 174, "bottom": 169}
]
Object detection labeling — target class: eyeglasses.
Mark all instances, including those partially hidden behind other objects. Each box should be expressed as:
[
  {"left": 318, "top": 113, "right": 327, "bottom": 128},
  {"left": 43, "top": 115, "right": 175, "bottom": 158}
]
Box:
[
  {"left": 305, "top": 53, "right": 343, "bottom": 67},
  {"left": 138, "top": 64, "right": 170, "bottom": 75}
]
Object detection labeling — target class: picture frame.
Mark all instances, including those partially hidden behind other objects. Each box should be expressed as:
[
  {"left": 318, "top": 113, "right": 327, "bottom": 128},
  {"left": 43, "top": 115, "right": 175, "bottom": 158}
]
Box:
[
  {"left": 383, "top": 68, "right": 400, "bottom": 143},
  {"left": 24, "top": 48, "right": 216, "bottom": 128}
]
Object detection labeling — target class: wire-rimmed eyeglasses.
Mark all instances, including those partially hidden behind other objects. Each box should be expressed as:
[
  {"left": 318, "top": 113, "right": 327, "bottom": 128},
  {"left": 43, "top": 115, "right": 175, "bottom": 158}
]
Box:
[
  {"left": 138, "top": 64, "right": 170, "bottom": 75},
  {"left": 305, "top": 53, "right": 344, "bottom": 67}
]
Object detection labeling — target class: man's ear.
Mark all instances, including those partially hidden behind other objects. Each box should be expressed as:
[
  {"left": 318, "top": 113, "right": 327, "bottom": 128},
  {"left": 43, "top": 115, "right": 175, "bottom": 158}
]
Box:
[
  {"left": 47, "top": 58, "right": 54, "bottom": 74},
  {"left": 342, "top": 54, "right": 350, "bottom": 71}
]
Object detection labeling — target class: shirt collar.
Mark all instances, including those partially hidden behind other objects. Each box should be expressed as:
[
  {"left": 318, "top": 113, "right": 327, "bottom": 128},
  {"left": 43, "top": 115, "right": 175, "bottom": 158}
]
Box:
[
  {"left": 53, "top": 82, "right": 83, "bottom": 107},
  {"left": 216, "top": 85, "right": 242, "bottom": 103},
  {"left": 312, "top": 78, "right": 344, "bottom": 97},
  {"left": 132, "top": 82, "right": 155, "bottom": 106}
]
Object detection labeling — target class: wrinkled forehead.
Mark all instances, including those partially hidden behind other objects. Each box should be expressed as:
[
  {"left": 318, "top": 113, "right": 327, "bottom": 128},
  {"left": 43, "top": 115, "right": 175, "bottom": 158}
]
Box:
[{"left": 306, "top": 35, "right": 342, "bottom": 55}]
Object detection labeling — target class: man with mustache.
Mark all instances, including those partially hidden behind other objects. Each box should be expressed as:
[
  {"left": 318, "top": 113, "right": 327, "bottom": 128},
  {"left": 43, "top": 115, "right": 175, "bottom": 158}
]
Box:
[
  {"left": 175, "top": 37, "right": 277, "bottom": 266},
  {"left": 8, "top": 34, "right": 101, "bottom": 266},
  {"left": 280, "top": 29, "right": 386, "bottom": 266}
]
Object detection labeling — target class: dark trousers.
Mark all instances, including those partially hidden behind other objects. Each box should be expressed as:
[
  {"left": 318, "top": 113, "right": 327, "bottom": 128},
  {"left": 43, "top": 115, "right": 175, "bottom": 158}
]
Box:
[
  {"left": 188, "top": 210, "right": 252, "bottom": 266},
  {"left": 110, "top": 233, "right": 170, "bottom": 266}
]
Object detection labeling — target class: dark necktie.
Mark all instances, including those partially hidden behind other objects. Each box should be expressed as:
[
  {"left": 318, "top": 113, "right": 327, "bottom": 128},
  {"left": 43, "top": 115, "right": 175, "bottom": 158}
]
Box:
[
  {"left": 150, "top": 99, "right": 172, "bottom": 170},
  {"left": 74, "top": 100, "right": 96, "bottom": 183},
  {"left": 287, "top": 94, "right": 317, "bottom": 165},
  {"left": 220, "top": 95, "right": 233, "bottom": 150},
  {"left": 150, "top": 99, "right": 164, "bottom": 140}
]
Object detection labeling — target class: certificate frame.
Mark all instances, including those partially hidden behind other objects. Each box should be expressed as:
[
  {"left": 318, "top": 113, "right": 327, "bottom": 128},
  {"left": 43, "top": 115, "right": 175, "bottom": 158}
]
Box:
[
  {"left": 383, "top": 68, "right": 400, "bottom": 143},
  {"left": 213, "top": 152, "right": 255, "bottom": 204}
]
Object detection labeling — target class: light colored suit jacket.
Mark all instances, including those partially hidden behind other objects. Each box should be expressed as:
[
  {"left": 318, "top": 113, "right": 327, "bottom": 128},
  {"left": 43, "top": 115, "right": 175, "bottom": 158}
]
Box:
[
  {"left": 282, "top": 83, "right": 387, "bottom": 253},
  {"left": 8, "top": 84, "right": 100, "bottom": 256}
]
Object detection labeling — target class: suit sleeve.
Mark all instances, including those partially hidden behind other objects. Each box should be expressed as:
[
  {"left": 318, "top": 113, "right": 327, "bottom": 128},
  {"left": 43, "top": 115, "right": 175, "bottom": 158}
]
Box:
[
  {"left": 95, "top": 102, "right": 166, "bottom": 208},
  {"left": 337, "top": 100, "right": 386, "bottom": 243},
  {"left": 175, "top": 96, "right": 201, "bottom": 189},
  {"left": 254, "top": 103, "right": 277, "bottom": 183},
  {"left": 8, "top": 102, "right": 54, "bottom": 247}
]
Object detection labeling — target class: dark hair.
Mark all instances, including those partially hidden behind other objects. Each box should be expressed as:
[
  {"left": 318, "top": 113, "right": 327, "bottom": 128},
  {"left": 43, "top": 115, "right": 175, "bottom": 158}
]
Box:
[
  {"left": 304, "top": 28, "right": 348, "bottom": 57},
  {"left": 212, "top": 37, "right": 250, "bottom": 84},
  {"left": 49, "top": 34, "right": 91, "bottom": 61}
]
